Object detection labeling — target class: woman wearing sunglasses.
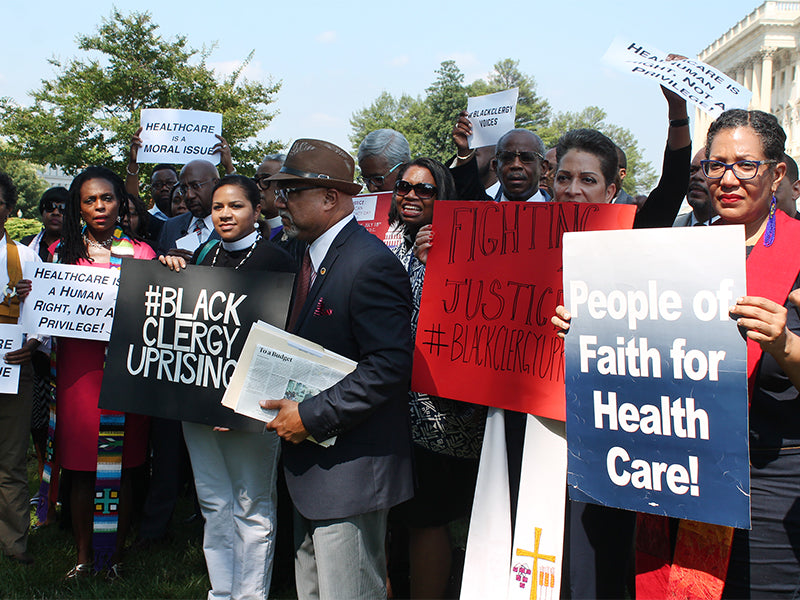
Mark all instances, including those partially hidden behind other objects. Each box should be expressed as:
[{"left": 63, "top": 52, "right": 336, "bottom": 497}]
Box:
[{"left": 388, "top": 158, "right": 486, "bottom": 599}]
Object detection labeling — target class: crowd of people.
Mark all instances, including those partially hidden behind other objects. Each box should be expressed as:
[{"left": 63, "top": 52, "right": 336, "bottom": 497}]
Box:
[{"left": 0, "top": 77, "right": 799, "bottom": 600}]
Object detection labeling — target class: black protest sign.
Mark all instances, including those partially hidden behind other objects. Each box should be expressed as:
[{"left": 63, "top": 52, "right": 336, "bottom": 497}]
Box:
[{"left": 99, "top": 259, "right": 294, "bottom": 431}]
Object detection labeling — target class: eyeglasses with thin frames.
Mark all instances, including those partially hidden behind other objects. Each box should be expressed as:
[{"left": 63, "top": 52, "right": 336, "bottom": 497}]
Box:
[{"left": 178, "top": 179, "right": 216, "bottom": 195}]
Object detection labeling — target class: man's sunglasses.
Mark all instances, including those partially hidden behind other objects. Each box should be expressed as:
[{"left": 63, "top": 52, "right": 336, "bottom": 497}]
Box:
[{"left": 495, "top": 150, "right": 543, "bottom": 164}]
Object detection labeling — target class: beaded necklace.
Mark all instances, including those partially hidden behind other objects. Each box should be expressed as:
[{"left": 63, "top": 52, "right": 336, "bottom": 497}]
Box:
[{"left": 211, "top": 232, "right": 261, "bottom": 269}]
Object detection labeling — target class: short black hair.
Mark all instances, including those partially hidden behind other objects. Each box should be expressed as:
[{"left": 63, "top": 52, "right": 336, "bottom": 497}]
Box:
[
  {"left": 555, "top": 129, "right": 619, "bottom": 188},
  {"left": 213, "top": 175, "right": 261, "bottom": 209},
  {"left": 783, "top": 153, "right": 798, "bottom": 184},
  {"left": 152, "top": 164, "right": 177, "bottom": 175},
  {"left": 0, "top": 172, "right": 19, "bottom": 209},
  {"left": 706, "top": 109, "right": 786, "bottom": 162},
  {"left": 615, "top": 145, "right": 627, "bottom": 170}
]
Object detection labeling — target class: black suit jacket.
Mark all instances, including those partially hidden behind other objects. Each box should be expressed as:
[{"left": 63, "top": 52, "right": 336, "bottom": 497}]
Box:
[
  {"left": 283, "top": 218, "right": 414, "bottom": 520},
  {"left": 156, "top": 212, "right": 220, "bottom": 256}
]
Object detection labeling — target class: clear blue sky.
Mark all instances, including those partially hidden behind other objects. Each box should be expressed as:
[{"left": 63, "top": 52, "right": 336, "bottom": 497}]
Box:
[{"left": 1, "top": 0, "right": 763, "bottom": 173}]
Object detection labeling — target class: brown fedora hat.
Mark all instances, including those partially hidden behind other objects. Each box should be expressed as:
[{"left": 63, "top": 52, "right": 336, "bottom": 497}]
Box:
[{"left": 267, "top": 139, "right": 363, "bottom": 196}]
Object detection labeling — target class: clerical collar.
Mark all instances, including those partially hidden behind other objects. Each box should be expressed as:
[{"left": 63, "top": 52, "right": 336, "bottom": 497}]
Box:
[{"left": 222, "top": 230, "right": 259, "bottom": 251}]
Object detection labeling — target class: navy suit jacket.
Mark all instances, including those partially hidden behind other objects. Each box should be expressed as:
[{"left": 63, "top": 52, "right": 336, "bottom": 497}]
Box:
[
  {"left": 283, "top": 218, "right": 414, "bottom": 520},
  {"left": 156, "top": 212, "right": 220, "bottom": 256}
]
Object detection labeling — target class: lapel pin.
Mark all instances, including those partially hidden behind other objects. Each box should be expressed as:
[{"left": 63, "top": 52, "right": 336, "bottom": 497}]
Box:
[{"left": 320, "top": 267, "right": 326, "bottom": 275}]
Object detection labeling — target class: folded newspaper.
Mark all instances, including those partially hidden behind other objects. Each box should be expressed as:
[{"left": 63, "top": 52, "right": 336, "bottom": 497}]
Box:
[{"left": 221, "top": 321, "right": 357, "bottom": 447}]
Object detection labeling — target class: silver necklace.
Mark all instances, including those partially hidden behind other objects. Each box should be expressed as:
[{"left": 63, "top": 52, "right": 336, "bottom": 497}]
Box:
[
  {"left": 211, "top": 233, "right": 261, "bottom": 269},
  {"left": 83, "top": 234, "right": 113, "bottom": 250}
]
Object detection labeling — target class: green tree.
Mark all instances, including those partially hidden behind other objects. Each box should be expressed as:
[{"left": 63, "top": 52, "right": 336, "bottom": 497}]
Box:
[
  {"left": 348, "top": 92, "right": 419, "bottom": 151},
  {"left": 466, "top": 59, "right": 550, "bottom": 131},
  {"left": 0, "top": 10, "right": 282, "bottom": 180},
  {"left": 409, "top": 60, "right": 467, "bottom": 162},
  {"left": 539, "top": 106, "right": 656, "bottom": 194},
  {"left": 0, "top": 145, "right": 48, "bottom": 219}
]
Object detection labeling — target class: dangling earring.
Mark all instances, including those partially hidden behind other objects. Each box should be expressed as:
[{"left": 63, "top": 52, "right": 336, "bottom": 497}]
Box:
[
  {"left": 254, "top": 221, "right": 260, "bottom": 230},
  {"left": 764, "top": 194, "right": 777, "bottom": 247}
]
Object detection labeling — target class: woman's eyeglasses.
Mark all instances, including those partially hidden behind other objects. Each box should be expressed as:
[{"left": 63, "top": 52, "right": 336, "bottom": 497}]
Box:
[
  {"left": 394, "top": 180, "right": 437, "bottom": 199},
  {"left": 700, "top": 159, "right": 777, "bottom": 181}
]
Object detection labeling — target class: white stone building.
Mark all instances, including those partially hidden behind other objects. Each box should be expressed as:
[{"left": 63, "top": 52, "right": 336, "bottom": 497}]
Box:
[{"left": 694, "top": 1, "right": 800, "bottom": 158}]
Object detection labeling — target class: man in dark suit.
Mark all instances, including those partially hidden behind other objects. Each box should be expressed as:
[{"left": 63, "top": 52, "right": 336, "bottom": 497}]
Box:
[
  {"left": 673, "top": 149, "right": 717, "bottom": 227},
  {"left": 260, "top": 139, "right": 413, "bottom": 600},
  {"left": 156, "top": 160, "right": 220, "bottom": 258}
]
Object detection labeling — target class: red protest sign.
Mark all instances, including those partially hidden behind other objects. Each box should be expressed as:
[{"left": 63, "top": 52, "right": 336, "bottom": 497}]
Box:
[
  {"left": 411, "top": 201, "right": 635, "bottom": 421},
  {"left": 353, "top": 191, "right": 403, "bottom": 250}
]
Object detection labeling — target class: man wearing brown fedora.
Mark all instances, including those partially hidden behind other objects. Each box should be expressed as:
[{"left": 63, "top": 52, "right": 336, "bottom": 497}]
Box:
[{"left": 260, "top": 138, "right": 413, "bottom": 599}]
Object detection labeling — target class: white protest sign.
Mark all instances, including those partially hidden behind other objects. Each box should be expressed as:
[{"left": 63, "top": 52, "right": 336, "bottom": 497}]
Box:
[
  {"left": 175, "top": 231, "right": 201, "bottom": 253},
  {"left": 19, "top": 263, "right": 120, "bottom": 342},
  {"left": 603, "top": 37, "right": 751, "bottom": 118},
  {"left": 466, "top": 88, "right": 519, "bottom": 149},
  {"left": 0, "top": 324, "right": 22, "bottom": 394},
  {"left": 138, "top": 108, "right": 223, "bottom": 165}
]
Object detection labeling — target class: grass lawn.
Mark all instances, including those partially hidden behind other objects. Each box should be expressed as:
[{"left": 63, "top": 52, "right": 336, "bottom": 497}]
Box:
[
  {"left": 0, "top": 447, "right": 299, "bottom": 600},
  {"left": 1, "top": 447, "right": 468, "bottom": 599}
]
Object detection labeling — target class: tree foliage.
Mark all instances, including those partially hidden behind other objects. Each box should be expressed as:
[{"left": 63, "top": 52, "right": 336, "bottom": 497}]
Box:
[
  {"left": 349, "top": 59, "right": 656, "bottom": 193},
  {"left": 466, "top": 59, "right": 550, "bottom": 131},
  {"left": 0, "top": 10, "right": 282, "bottom": 179},
  {"left": 539, "top": 107, "right": 657, "bottom": 194},
  {"left": 0, "top": 145, "right": 48, "bottom": 219}
]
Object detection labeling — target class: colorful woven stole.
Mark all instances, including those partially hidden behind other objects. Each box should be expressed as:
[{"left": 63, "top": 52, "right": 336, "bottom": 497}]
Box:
[
  {"left": 636, "top": 210, "right": 800, "bottom": 599},
  {"left": 93, "top": 227, "right": 133, "bottom": 571},
  {"left": 35, "top": 227, "right": 134, "bottom": 570},
  {"left": 34, "top": 345, "right": 59, "bottom": 525}
]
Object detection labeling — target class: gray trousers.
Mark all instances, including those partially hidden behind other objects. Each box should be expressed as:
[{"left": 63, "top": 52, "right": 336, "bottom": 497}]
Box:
[
  {"left": 0, "top": 363, "right": 33, "bottom": 555},
  {"left": 294, "top": 507, "right": 389, "bottom": 600}
]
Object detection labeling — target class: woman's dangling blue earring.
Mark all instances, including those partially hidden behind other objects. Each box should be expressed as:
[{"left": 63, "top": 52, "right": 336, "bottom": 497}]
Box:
[{"left": 764, "top": 194, "right": 777, "bottom": 247}]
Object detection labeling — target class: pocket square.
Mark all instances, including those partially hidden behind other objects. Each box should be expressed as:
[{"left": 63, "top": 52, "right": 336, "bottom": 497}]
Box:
[{"left": 313, "top": 297, "right": 333, "bottom": 317}]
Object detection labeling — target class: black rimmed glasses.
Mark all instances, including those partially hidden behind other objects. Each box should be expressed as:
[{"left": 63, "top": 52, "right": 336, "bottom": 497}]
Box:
[
  {"left": 495, "top": 150, "right": 543, "bottom": 164},
  {"left": 253, "top": 174, "right": 274, "bottom": 191},
  {"left": 394, "top": 179, "right": 437, "bottom": 200},
  {"left": 700, "top": 159, "right": 777, "bottom": 180},
  {"left": 360, "top": 162, "right": 402, "bottom": 189},
  {"left": 151, "top": 180, "right": 176, "bottom": 191},
  {"left": 43, "top": 202, "right": 65, "bottom": 213}
]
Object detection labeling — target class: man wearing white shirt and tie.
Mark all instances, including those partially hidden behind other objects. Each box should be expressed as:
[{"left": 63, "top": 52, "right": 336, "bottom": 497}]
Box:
[
  {"left": 156, "top": 160, "right": 220, "bottom": 258},
  {"left": 450, "top": 117, "right": 548, "bottom": 204}
]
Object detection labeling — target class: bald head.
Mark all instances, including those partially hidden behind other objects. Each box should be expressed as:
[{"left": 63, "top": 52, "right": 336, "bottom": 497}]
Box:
[
  {"left": 492, "top": 129, "right": 545, "bottom": 202},
  {"left": 180, "top": 160, "right": 219, "bottom": 218}
]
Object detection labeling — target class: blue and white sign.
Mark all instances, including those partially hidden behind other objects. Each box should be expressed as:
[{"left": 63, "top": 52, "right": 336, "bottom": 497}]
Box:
[{"left": 563, "top": 226, "right": 750, "bottom": 528}]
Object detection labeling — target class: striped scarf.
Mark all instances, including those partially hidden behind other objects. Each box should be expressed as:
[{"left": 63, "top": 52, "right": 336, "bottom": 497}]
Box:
[{"left": 36, "top": 227, "right": 133, "bottom": 571}]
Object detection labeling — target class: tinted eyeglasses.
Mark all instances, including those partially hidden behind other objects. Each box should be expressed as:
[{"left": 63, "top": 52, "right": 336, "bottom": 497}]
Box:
[
  {"left": 495, "top": 150, "right": 544, "bottom": 164},
  {"left": 700, "top": 159, "right": 777, "bottom": 180},
  {"left": 43, "top": 202, "right": 66, "bottom": 213},
  {"left": 275, "top": 186, "right": 320, "bottom": 201},
  {"left": 253, "top": 174, "right": 274, "bottom": 191},
  {"left": 394, "top": 179, "right": 437, "bottom": 200},
  {"left": 360, "top": 162, "right": 402, "bottom": 189}
]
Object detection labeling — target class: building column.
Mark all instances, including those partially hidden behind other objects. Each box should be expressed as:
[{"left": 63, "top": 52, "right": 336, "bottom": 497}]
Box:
[
  {"left": 761, "top": 50, "right": 775, "bottom": 113},
  {"left": 753, "top": 57, "right": 762, "bottom": 109},
  {"left": 745, "top": 62, "right": 755, "bottom": 109}
]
